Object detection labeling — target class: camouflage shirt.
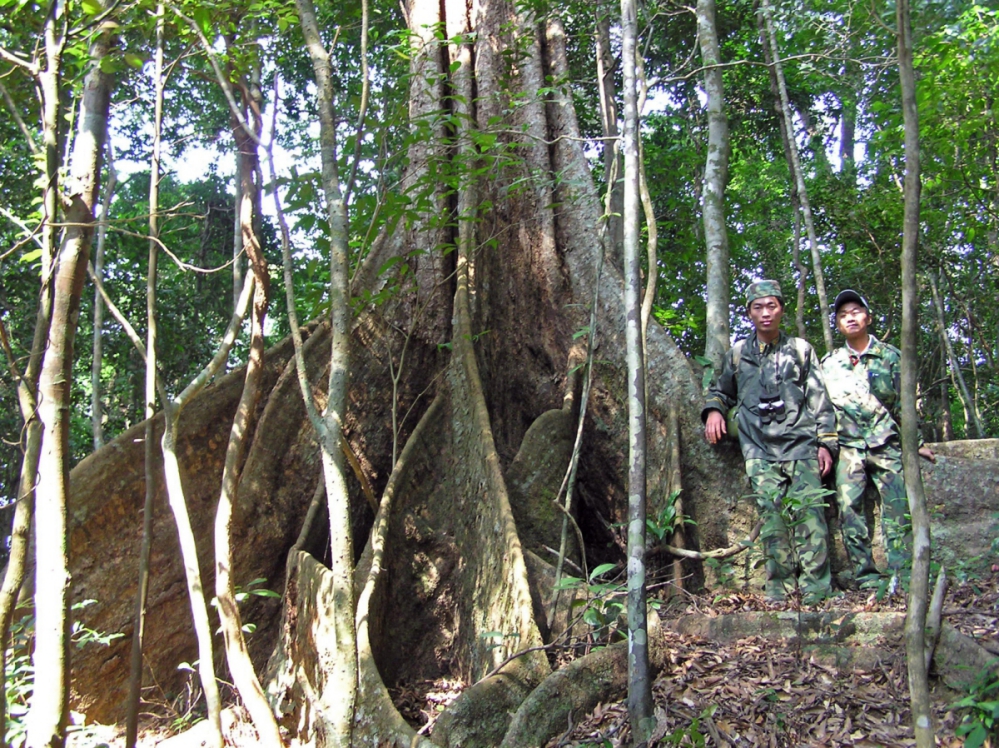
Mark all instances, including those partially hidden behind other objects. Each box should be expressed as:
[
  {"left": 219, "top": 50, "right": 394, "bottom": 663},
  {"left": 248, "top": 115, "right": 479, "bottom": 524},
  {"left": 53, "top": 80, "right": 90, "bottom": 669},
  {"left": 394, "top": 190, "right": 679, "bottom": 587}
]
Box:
[
  {"left": 820, "top": 335, "right": 910, "bottom": 450},
  {"left": 702, "top": 331, "right": 838, "bottom": 462}
]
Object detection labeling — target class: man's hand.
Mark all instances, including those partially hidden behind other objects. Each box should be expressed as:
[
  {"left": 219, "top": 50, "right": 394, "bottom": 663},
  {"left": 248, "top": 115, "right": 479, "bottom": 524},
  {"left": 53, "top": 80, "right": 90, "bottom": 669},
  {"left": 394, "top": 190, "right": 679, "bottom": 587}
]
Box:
[
  {"left": 818, "top": 445, "right": 833, "bottom": 477},
  {"left": 918, "top": 446, "right": 937, "bottom": 463},
  {"left": 705, "top": 410, "right": 726, "bottom": 444}
]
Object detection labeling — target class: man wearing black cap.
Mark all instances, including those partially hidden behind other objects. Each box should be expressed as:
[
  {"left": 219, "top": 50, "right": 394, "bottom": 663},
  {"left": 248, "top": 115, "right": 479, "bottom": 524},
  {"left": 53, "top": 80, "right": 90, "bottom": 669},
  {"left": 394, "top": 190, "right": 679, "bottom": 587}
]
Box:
[
  {"left": 821, "top": 290, "right": 935, "bottom": 588},
  {"left": 703, "top": 280, "right": 839, "bottom": 604}
]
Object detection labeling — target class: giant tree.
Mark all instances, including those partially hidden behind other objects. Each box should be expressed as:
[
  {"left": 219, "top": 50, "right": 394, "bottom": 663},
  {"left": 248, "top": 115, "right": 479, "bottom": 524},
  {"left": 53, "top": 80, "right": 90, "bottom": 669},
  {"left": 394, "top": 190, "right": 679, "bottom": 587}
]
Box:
[{"left": 60, "top": 0, "right": 749, "bottom": 746}]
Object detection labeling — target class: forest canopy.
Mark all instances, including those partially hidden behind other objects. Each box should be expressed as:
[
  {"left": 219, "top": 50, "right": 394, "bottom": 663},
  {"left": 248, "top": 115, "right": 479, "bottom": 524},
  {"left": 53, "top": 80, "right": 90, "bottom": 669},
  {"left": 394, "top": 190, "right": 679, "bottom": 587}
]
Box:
[{"left": 2, "top": 0, "right": 995, "bottom": 502}]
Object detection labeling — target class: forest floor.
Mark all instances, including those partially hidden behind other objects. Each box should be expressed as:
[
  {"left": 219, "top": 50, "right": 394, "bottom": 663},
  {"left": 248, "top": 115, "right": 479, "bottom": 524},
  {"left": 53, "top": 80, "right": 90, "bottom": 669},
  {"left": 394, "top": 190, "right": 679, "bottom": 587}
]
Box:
[
  {"left": 85, "top": 569, "right": 998, "bottom": 747},
  {"left": 538, "top": 570, "right": 999, "bottom": 747},
  {"left": 391, "top": 570, "right": 999, "bottom": 748}
]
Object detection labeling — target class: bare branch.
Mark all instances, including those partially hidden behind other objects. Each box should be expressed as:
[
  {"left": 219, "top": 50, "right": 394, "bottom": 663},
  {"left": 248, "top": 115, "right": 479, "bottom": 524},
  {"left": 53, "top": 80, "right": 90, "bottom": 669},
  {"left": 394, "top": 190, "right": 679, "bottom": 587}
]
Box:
[{"left": 0, "top": 78, "right": 40, "bottom": 154}]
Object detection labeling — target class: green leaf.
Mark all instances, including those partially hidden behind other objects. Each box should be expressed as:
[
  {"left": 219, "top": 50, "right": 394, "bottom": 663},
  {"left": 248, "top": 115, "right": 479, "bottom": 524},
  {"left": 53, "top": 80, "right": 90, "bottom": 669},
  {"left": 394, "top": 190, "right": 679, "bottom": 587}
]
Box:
[
  {"left": 81, "top": 0, "right": 102, "bottom": 14},
  {"left": 99, "top": 56, "right": 120, "bottom": 74},
  {"left": 554, "top": 575, "right": 582, "bottom": 590},
  {"left": 962, "top": 723, "right": 987, "bottom": 748},
  {"left": 248, "top": 588, "right": 281, "bottom": 599},
  {"left": 193, "top": 7, "right": 211, "bottom": 34},
  {"left": 20, "top": 249, "right": 42, "bottom": 265},
  {"left": 588, "top": 563, "right": 617, "bottom": 580},
  {"left": 124, "top": 53, "right": 145, "bottom": 69}
]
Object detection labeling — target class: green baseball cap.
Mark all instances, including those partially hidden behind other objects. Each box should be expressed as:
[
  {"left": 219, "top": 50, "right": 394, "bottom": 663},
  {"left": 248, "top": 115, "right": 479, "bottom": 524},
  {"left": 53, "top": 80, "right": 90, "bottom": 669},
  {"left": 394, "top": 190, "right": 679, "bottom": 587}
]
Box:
[{"left": 746, "top": 280, "right": 783, "bottom": 308}]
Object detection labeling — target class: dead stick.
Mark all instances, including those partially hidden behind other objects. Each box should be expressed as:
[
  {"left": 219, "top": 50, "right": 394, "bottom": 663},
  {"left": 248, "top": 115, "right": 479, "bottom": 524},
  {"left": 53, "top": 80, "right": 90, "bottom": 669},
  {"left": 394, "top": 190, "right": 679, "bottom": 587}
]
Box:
[
  {"left": 924, "top": 566, "right": 948, "bottom": 671},
  {"left": 657, "top": 520, "right": 763, "bottom": 560}
]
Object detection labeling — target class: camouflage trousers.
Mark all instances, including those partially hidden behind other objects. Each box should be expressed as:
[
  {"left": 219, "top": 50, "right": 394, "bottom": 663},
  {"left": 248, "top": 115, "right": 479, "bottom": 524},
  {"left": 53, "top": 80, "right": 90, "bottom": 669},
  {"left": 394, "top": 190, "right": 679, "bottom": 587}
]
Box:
[
  {"left": 836, "top": 442, "right": 910, "bottom": 580},
  {"left": 745, "top": 458, "right": 833, "bottom": 601}
]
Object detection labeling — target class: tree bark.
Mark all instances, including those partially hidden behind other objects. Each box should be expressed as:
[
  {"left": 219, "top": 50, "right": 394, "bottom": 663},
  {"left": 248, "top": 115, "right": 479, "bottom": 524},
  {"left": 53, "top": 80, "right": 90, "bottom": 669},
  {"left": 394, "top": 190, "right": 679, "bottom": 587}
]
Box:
[
  {"left": 28, "top": 18, "right": 114, "bottom": 748},
  {"left": 595, "top": 0, "right": 623, "bottom": 269},
  {"left": 897, "top": 0, "right": 935, "bottom": 740},
  {"left": 697, "top": 0, "right": 732, "bottom": 371},
  {"left": 90, "top": 148, "right": 115, "bottom": 451},
  {"left": 620, "top": 0, "right": 652, "bottom": 740},
  {"left": 0, "top": 17, "right": 64, "bottom": 738},
  {"left": 125, "top": 7, "right": 162, "bottom": 743},
  {"left": 159, "top": 273, "right": 255, "bottom": 748},
  {"left": 212, "top": 63, "right": 284, "bottom": 745},
  {"left": 62, "top": 0, "right": 754, "bottom": 734},
  {"left": 291, "top": 0, "right": 358, "bottom": 742},
  {"left": 928, "top": 271, "right": 983, "bottom": 438}
]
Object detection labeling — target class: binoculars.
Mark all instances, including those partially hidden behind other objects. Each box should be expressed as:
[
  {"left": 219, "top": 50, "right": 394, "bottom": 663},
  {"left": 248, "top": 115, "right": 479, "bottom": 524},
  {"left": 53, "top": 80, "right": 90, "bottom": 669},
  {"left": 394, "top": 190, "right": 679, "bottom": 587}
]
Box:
[{"left": 758, "top": 394, "right": 787, "bottom": 424}]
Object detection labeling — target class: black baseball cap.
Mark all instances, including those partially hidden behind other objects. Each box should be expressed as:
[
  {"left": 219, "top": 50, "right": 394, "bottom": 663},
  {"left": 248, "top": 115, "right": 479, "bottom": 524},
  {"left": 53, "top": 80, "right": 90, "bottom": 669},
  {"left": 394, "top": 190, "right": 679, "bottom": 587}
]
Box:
[{"left": 833, "top": 289, "right": 869, "bottom": 314}]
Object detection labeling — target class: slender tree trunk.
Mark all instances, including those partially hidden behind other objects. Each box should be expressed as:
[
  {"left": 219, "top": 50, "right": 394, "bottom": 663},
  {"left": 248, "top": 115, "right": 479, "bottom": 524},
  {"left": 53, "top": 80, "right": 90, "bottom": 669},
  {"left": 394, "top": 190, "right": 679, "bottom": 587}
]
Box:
[
  {"left": 125, "top": 8, "right": 163, "bottom": 743},
  {"left": 293, "top": 0, "right": 358, "bottom": 742},
  {"left": 897, "top": 0, "right": 934, "bottom": 741},
  {"left": 232, "top": 143, "right": 244, "bottom": 313},
  {"left": 595, "top": 2, "right": 623, "bottom": 269},
  {"left": 759, "top": 0, "right": 833, "bottom": 353},
  {"left": 212, "top": 68, "right": 283, "bottom": 744},
  {"left": 697, "top": 0, "right": 731, "bottom": 370},
  {"left": 156, "top": 267, "right": 255, "bottom": 748},
  {"left": 158, "top": 271, "right": 255, "bottom": 748},
  {"left": 757, "top": 9, "right": 806, "bottom": 337},
  {"left": 791, "top": 203, "right": 806, "bottom": 337},
  {"left": 620, "top": 0, "right": 651, "bottom": 740},
  {"left": 90, "top": 148, "right": 115, "bottom": 451},
  {"left": 0, "top": 335, "right": 42, "bottom": 743},
  {"left": 0, "top": 15, "right": 63, "bottom": 741},
  {"left": 937, "top": 348, "right": 955, "bottom": 441},
  {"left": 839, "top": 78, "right": 857, "bottom": 175},
  {"left": 928, "top": 272, "right": 983, "bottom": 438},
  {"left": 28, "top": 19, "right": 114, "bottom": 748},
  {"left": 160, "top": 413, "right": 223, "bottom": 747}
]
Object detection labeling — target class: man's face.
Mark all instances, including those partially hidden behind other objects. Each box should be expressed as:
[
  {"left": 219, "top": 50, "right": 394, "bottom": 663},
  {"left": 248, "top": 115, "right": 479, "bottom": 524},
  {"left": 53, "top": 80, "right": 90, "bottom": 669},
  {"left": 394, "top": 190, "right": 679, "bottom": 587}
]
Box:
[
  {"left": 748, "top": 296, "right": 783, "bottom": 336},
  {"left": 835, "top": 301, "right": 870, "bottom": 338}
]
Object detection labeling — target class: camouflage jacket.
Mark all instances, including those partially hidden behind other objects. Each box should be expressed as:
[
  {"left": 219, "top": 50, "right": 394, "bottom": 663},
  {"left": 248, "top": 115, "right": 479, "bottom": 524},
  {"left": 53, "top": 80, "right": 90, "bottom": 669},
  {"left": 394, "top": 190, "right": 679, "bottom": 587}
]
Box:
[
  {"left": 821, "top": 335, "right": 914, "bottom": 450},
  {"left": 702, "top": 331, "right": 838, "bottom": 463}
]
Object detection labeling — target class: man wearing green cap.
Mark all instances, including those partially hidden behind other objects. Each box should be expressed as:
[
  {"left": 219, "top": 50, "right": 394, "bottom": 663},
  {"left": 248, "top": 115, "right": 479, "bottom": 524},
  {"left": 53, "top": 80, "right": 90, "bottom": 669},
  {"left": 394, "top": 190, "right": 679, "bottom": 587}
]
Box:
[
  {"left": 703, "top": 280, "right": 839, "bottom": 603},
  {"left": 821, "top": 290, "right": 935, "bottom": 588}
]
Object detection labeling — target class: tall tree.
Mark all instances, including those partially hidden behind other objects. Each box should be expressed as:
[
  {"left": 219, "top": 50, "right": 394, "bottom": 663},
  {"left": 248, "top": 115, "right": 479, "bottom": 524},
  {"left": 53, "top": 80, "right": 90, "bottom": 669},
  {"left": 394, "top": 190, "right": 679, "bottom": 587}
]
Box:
[
  {"left": 89, "top": 152, "right": 115, "bottom": 451},
  {"left": 897, "top": 0, "right": 934, "bottom": 741},
  {"left": 28, "top": 14, "right": 115, "bottom": 748},
  {"left": 210, "top": 41, "right": 284, "bottom": 744},
  {"left": 284, "top": 0, "right": 361, "bottom": 740},
  {"left": 696, "top": 0, "right": 731, "bottom": 370},
  {"left": 758, "top": 0, "right": 833, "bottom": 353},
  {"left": 125, "top": 5, "right": 164, "bottom": 743}
]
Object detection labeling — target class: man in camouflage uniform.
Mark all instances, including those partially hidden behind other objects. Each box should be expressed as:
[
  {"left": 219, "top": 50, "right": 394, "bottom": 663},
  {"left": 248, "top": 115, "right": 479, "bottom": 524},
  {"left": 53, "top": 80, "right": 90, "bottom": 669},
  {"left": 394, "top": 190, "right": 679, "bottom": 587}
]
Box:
[
  {"left": 703, "top": 281, "right": 839, "bottom": 603},
  {"left": 821, "top": 290, "right": 936, "bottom": 587}
]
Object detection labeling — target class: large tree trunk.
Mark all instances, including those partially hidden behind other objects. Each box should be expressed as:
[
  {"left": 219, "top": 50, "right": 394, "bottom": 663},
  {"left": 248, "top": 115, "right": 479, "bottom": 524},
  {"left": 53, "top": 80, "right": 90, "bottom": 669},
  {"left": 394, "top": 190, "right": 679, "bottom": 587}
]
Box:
[
  {"left": 62, "top": 0, "right": 753, "bottom": 742},
  {"left": 697, "top": 0, "right": 732, "bottom": 371}
]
